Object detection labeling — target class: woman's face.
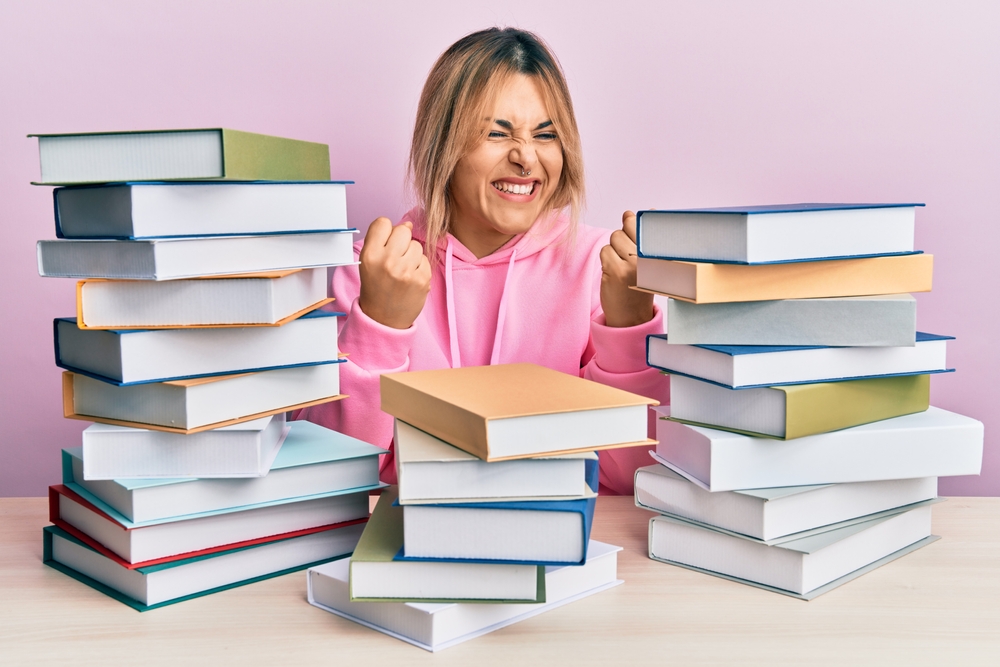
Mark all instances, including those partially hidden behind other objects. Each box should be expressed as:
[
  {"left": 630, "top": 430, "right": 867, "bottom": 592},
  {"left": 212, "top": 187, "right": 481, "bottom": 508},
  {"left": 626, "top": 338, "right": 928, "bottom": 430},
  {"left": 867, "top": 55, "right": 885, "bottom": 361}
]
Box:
[{"left": 449, "top": 73, "right": 564, "bottom": 257}]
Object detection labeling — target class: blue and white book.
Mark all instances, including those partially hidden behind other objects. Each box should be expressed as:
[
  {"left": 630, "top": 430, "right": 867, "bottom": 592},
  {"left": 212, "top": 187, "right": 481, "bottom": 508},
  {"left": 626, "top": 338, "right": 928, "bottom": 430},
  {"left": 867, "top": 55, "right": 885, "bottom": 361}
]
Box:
[
  {"left": 53, "top": 181, "right": 350, "bottom": 239},
  {"left": 647, "top": 332, "right": 953, "bottom": 389},
  {"left": 636, "top": 203, "right": 921, "bottom": 264},
  {"left": 63, "top": 420, "right": 385, "bottom": 524},
  {"left": 55, "top": 309, "right": 342, "bottom": 385}
]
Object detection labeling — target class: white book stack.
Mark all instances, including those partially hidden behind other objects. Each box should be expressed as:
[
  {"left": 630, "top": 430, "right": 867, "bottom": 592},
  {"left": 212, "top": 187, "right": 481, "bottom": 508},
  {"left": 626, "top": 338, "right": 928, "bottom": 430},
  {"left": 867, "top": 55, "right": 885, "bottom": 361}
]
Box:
[{"left": 638, "top": 202, "right": 984, "bottom": 599}]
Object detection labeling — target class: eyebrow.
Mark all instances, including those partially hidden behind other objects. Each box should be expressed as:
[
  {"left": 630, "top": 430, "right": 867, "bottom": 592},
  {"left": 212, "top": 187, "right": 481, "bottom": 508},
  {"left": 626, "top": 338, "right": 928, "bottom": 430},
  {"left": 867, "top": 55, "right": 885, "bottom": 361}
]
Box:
[{"left": 493, "top": 119, "right": 554, "bottom": 130}]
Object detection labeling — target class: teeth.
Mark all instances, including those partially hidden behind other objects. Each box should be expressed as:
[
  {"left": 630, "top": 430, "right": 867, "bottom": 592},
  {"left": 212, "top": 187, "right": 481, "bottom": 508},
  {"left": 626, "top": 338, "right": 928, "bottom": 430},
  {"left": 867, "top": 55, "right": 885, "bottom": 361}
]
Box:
[{"left": 493, "top": 182, "right": 534, "bottom": 195}]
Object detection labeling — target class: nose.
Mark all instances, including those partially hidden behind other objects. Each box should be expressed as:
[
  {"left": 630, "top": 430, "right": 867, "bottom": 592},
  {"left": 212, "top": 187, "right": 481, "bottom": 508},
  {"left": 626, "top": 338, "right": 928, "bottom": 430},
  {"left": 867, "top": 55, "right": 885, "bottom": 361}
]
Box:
[{"left": 509, "top": 141, "right": 537, "bottom": 175}]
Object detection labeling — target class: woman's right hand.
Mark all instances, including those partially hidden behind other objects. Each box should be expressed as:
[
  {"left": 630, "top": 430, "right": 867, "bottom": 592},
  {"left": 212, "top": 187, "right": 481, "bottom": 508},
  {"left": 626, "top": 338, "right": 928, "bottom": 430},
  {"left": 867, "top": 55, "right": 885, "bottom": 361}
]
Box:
[{"left": 357, "top": 217, "right": 432, "bottom": 329}]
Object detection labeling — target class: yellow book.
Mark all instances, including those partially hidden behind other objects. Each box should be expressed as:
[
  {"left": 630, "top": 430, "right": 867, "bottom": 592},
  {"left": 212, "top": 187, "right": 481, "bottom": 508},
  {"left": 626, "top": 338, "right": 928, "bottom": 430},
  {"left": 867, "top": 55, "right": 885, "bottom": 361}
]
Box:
[
  {"left": 635, "top": 253, "right": 933, "bottom": 303},
  {"left": 668, "top": 374, "right": 931, "bottom": 439}
]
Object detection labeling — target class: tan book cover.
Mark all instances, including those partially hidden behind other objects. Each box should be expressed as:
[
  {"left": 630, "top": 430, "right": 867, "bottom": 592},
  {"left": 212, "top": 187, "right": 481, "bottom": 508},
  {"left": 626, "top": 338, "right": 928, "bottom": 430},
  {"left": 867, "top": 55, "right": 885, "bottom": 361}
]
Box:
[
  {"left": 381, "top": 363, "right": 657, "bottom": 461},
  {"left": 635, "top": 253, "right": 933, "bottom": 303}
]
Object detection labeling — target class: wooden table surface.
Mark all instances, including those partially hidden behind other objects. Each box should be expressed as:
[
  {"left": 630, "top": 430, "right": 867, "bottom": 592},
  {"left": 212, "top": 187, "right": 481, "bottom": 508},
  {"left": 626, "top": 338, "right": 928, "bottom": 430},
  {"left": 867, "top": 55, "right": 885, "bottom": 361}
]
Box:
[{"left": 1, "top": 496, "right": 997, "bottom": 665}]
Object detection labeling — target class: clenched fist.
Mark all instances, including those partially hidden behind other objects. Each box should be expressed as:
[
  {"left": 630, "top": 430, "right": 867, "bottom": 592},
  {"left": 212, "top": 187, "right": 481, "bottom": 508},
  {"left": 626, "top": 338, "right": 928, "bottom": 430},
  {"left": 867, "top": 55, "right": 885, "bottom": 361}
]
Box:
[
  {"left": 599, "top": 210, "right": 655, "bottom": 328},
  {"left": 358, "top": 217, "right": 432, "bottom": 330}
]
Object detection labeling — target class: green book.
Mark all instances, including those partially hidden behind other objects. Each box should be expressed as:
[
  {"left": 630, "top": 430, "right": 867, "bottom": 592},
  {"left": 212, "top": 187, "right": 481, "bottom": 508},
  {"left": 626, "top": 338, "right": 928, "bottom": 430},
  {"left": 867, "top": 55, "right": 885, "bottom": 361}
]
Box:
[
  {"left": 350, "top": 488, "right": 545, "bottom": 603},
  {"left": 31, "top": 128, "right": 330, "bottom": 184},
  {"left": 669, "top": 373, "right": 931, "bottom": 439}
]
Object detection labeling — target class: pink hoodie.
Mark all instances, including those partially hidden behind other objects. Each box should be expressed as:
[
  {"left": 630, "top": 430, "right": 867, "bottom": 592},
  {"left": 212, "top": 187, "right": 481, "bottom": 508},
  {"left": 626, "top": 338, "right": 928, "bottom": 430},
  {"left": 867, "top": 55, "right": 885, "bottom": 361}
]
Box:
[{"left": 297, "top": 207, "right": 670, "bottom": 494}]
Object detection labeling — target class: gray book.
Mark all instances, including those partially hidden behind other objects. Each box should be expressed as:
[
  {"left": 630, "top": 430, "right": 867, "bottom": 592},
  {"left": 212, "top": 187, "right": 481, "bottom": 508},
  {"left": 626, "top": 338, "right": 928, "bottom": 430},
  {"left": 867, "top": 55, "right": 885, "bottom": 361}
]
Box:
[{"left": 666, "top": 294, "right": 916, "bottom": 346}]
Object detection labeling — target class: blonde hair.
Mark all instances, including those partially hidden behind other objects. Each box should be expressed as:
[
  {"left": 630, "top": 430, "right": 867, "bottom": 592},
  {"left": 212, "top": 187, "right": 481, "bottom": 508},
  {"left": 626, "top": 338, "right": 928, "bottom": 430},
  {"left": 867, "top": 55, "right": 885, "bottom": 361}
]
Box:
[{"left": 409, "top": 28, "right": 585, "bottom": 255}]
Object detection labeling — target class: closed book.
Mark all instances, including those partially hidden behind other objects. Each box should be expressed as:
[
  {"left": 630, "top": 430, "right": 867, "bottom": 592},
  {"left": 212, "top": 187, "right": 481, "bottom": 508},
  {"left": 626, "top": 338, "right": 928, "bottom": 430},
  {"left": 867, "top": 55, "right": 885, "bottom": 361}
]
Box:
[
  {"left": 648, "top": 505, "right": 936, "bottom": 599},
  {"left": 395, "top": 420, "right": 597, "bottom": 504},
  {"left": 400, "top": 487, "right": 597, "bottom": 565},
  {"left": 635, "top": 253, "right": 933, "bottom": 303},
  {"left": 81, "top": 414, "right": 286, "bottom": 480},
  {"left": 73, "top": 268, "right": 329, "bottom": 329},
  {"left": 634, "top": 464, "right": 938, "bottom": 542},
  {"left": 668, "top": 373, "right": 930, "bottom": 439},
  {"left": 62, "top": 420, "right": 384, "bottom": 523},
  {"left": 381, "top": 363, "right": 656, "bottom": 462},
  {"left": 31, "top": 128, "right": 330, "bottom": 185},
  {"left": 308, "top": 541, "right": 622, "bottom": 652},
  {"left": 665, "top": 294, "right": 917, "bottom": 346},
  {"left": 636, "top": 203, "right": 919, "bottom": 264},
  {"left": 37, "top": 230, "right": 356, "bottom": 280},
  {"left": 55, "top": 310, "right": 341, "bottom": 385},
  {"left": 63, "top": 364, "right": 343, "bottom": 433},
  {"left": 646, "top": 332, "right": 953, "bottom": 389},
  {"left": 654, "top": 406, "right": 983, "bottom": 491},
  {"left": 54, "top": 181, "right": 348, "bottom": 239},
  {"left": 49, "top": 483, "right": 369, "bottom": 566},
  {"left": 349, "top": 488, "right": 543, "bottom": 603},
  {"left": 44, "top": 522, "right": 361, "bottom": 611}
]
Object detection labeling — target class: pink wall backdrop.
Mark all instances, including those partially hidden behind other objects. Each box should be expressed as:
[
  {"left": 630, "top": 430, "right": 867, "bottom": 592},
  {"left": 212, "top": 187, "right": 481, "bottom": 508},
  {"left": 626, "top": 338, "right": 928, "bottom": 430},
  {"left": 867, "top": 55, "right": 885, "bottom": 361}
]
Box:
[{"left": 1, "top": 1, "right": 997, "bottom": 496}]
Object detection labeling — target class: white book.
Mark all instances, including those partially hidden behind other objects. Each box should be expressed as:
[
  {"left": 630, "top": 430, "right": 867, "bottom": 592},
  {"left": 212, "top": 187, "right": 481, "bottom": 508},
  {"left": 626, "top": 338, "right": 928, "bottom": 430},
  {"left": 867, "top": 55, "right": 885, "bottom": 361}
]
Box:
[
  {"left": 81, "top": 415, "right": 286, "bottom": 480},
  {"left": 634, "top": 464, "right": 938, "bottom": 542},
  {"left": 68, "top": 363, "right": 340, "bottom": 431},
  {"left": 394, "top": 420, "right": 596, "bottom": 504},
  {"left": 76, "top": 268, "right": 327, "bottom": 328},
  {"left": 646, "top": 332, "right": 952, "bottom": 389},
  {"left": 55, "top": 485, "right": 369, "bottom": 564},
  {"left": 307, "top": 541, "right": 623, "bottom": 652},
  {"left": 636, "top": 204, "right": 918, "bottom": 264},
  {"left": 654, "top": 406, "right": 983, "bottom": 491},
  {"left": 649, "top": 505, "right": 935, "bottom": 599},
  {"left": 37, "top": 230, "right": 356, "bottom": 280},
  {"left": 56, "top": 310, "right": 340, "bottom": 385},
  {"left": 64, "top": 420, "right": 383, "bottom": 523},
  {"left": 54, "top": 182, "right": 348, "bottom": 239},
  {"left": 666, "top": 294, "right": 916, "bottom": 346}
]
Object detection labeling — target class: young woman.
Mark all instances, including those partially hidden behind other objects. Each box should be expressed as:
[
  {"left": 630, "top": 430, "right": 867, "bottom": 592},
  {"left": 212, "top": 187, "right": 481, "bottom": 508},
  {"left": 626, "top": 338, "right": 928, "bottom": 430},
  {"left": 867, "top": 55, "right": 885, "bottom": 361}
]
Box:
[{"left": 299, "top": 27, "right": 670, "bottom": 494}]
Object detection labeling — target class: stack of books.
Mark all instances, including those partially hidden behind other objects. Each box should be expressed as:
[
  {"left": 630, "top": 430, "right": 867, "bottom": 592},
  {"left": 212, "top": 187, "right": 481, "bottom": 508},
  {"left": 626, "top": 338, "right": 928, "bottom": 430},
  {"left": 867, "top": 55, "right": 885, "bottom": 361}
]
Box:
[
  {"left": 633, "top": 203, "right": 985, "bottom": 599},
  {"left": 307, "top": 363, "right": 657, "bottom": 651},
  {"left": 32, "top": 128, "right": 385, "bottom": 609}
]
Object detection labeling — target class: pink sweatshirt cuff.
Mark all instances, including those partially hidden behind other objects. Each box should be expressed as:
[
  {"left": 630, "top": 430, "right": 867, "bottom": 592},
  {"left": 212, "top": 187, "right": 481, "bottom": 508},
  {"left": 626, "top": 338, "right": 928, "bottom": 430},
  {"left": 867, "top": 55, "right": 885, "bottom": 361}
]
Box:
[
  {"left": 590, "top": 306, "right": 664, "bottom": 374},
  {"left": 337, "top": 297, "right": 417, "bottom": 372}
]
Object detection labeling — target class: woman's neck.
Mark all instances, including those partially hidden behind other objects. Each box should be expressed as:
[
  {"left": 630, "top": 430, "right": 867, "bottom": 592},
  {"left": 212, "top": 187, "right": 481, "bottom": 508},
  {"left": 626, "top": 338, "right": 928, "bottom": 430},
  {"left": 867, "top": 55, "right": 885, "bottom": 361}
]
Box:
[{"left": 448, "top": 218, "right": 518, "bottom": 259}]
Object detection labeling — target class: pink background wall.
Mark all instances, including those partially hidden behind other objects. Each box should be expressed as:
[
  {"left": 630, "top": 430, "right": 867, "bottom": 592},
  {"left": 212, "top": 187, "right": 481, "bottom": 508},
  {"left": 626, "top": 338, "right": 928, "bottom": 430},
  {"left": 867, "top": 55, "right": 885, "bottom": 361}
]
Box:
[{"left": 1, "top": 1, "right": 997, "bottom": 496}]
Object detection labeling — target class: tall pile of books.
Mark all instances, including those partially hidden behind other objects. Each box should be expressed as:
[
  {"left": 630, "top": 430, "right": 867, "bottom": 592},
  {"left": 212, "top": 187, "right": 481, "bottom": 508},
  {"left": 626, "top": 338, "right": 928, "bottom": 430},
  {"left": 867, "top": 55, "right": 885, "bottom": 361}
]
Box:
[
  {"left": 33, "top": 128, "right": 386, "bottom": 610},
  {"left": 633, "top": 203, "right": 984, "bottom": 599},
  {"left": 307, "top": 363, "right": 654, "bottom": 651}
]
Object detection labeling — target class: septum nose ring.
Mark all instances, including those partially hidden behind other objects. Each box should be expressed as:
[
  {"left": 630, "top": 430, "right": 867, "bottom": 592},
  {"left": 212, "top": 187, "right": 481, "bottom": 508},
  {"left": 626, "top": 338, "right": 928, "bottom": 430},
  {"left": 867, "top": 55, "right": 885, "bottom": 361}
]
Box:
[{"left": 521, "top": 168, "right": 531, "bottom": 177}]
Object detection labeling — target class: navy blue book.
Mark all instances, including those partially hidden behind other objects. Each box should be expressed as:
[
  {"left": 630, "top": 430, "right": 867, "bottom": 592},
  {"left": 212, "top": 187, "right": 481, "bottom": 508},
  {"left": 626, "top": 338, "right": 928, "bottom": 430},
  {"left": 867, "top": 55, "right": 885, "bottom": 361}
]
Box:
[
  {"left": 636, "top": 203, "right": 923, "bottom": 264},
  {"left": 647, "top": 332, "right": 954, "bottom": 389}
]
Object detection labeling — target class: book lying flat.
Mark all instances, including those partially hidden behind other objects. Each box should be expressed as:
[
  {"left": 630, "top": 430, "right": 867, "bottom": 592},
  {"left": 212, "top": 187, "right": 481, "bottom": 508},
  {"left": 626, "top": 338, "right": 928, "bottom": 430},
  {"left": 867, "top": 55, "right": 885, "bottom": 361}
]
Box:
[
  {"left": 55, "top": 310, "right": 341, "bottom": 385},
  {"left": 649, "top": 505, "right": 936, "bottom": 599},
  {"left": 44, "top": 522, "right": 361, "bottom": 611},
  {"left": 646, "top": 332, "right": 953, "bottom": 389},
  {"left": 636, "top": 204, "right": 920, "bottom": 264},
  {"left": 74, "top": 268, "right": 329, "bottom": 329},
  {"left": 37, "top": 230, "right": 356, "bottom": 280},
  {"left": 654, "top": 406, "right": 983, "bottom": 491},
  {"left": 50, "top": 483, "right": 369, "bottom": 566},
  {"left": 32, "top": 128, "right": 331, "bottom": 185},
  {"left": 63, "top": 420, "right": 384, "bottom": 523},
  {"left": 63, "top": 363, "right": 343, "bottom": 433},
  {"left": 381, "top": 364, "right": 656, "bottom": 461},
  {"left": 668, "top": 373, "right": 930, "bottom": 439},
  {"left": 54, "top": 181, "right": 348, "bottom": 239},
  {"left": 394, "top": 420, "right": 597, "bottom": 504},
  {"left": 81, "top": 414, "right": 287, "bottom": 480},
  {"left": 634, "top": 464, "right": 938, "bottom": 542},
  {"left": 635, "top": 253, "right": 933, "bottom": 304},
  {"left": 664, "top": 294, "right": 917, "bottom": 346},
  {"left": 308, "top": 541, "right": 622, "bottom": 652},
  {"left": 350, "top": 488, "right": 543, "bottom": 603}
]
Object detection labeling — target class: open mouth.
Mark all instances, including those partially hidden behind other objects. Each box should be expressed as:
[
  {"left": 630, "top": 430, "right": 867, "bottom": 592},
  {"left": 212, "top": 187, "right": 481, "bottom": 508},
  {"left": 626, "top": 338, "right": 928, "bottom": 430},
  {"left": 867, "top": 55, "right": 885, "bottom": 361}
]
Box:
[{"left": 491, "top": 181, "right": 537, "bottom": 196}]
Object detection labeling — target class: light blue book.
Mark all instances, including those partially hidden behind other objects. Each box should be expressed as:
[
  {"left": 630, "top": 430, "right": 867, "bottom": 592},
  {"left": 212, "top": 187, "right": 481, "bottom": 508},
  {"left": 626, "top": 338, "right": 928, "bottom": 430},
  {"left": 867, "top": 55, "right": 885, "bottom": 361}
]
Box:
[{"left": 63, "top": 420, "right": 385, "bottom": 526}]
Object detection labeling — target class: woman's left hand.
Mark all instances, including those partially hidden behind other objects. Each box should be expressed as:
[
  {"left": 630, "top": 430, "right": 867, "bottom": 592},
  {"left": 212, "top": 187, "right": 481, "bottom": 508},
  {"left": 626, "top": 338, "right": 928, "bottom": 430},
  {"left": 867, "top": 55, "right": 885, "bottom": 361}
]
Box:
[{"left": 599, "top": 210, "right": 655, "bottom": 328}]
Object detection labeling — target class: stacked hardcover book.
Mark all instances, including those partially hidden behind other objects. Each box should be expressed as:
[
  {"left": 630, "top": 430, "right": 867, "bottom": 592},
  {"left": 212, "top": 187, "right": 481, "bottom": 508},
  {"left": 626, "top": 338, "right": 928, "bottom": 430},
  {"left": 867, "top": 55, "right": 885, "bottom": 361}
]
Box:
[
  {"left": 634, "top": 203, "right": 985, "bottom": 599},
  {"left": 33, "top": 128, "right": 385, "bottom": 609},
  {"left": 307, "top": 363, "right": 656, "bottom": 651}
]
